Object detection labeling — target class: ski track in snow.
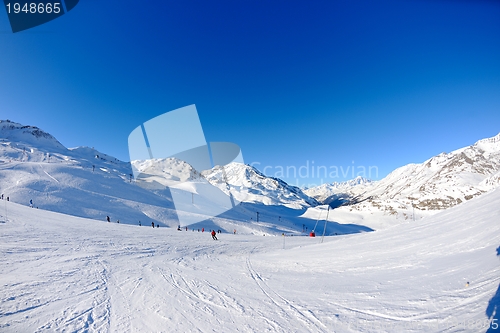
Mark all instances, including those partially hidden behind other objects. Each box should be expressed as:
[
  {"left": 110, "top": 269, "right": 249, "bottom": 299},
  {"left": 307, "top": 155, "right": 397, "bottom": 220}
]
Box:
[
  {"left": 245, "top": 257, "right": 327, "bottom": 332},
  {"left": 38, "top": 163, "right": 59, "bottom": 183}
]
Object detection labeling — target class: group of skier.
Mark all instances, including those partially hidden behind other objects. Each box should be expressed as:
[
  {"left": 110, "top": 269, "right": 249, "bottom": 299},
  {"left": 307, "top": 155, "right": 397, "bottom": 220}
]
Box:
[{"left": 104, "top": 215, "right": 236, "bottom": 240}]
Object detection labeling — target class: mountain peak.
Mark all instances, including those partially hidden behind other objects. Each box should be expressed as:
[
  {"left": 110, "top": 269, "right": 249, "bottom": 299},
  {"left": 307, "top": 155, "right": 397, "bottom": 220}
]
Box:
[
  {"left": 203, "top": 162, "right": 319, "bottom": 208},
  {"left": 0, "top": 120, "right": 66, "bottom": 151},
  {"left": 344, "top": 176, "right": 372, "bottom": 187},
  {"left": 473, "top": 132, "right": 500, "bottom": 153}
]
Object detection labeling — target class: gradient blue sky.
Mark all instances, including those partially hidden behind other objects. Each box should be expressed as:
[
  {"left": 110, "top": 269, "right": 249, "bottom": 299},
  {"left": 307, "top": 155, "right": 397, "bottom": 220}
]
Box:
[{"left": 1, "top": 0, "right": 499, "bottom": 186}]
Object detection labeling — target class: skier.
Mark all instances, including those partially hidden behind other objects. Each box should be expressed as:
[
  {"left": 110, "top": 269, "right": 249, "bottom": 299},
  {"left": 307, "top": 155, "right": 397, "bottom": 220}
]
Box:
[
  {"left": 29, "top": 199, "right": 33, "bottom": 208},
  {"left": 106, "top": 216, "right": 110, "bottom": 222},
  {"left": 151, "top": 222, "right": 155, "bottom": 228},
  {"left": 211, "top": 230, "right": 218, "bottom": 240},
  {"left": 233, "top": 229, "right": 236, "bottom": 235},
  {"left": 202, "top": 228, "right": 204, "bottom": 233},
  {"left": 139, "top": 221, "right": 141, "bottom": 226}
]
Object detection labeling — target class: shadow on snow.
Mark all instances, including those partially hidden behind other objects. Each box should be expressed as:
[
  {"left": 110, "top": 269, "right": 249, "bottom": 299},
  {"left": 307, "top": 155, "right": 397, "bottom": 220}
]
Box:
[{"left": 485, "top": 246, "right": 500, "bottom": 333}]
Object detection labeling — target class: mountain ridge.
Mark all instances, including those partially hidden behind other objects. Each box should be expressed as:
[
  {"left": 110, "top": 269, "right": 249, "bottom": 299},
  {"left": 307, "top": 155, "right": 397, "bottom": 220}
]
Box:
[
  {"left": 2, "top": 119, "right": 500, "bottom": 232},
  {"left": 0, "top": 120, "right": 325, "bottom": 234},
  {"left": 305, "top": 131, "right": 500, "bottom": 229}
]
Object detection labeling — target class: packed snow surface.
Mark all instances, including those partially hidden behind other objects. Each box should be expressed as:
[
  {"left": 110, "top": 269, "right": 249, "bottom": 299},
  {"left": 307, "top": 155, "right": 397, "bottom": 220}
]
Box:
[{"left": 1, "top": 187, "right": 499, "bottom": 332}]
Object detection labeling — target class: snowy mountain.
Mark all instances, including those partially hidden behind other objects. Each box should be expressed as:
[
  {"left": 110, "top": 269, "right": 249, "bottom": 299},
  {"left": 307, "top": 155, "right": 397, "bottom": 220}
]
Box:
[
  {"left": 3, "top": 119, "right": 500, "bottom": 234},
  {"left": 131, "top": 157, "right": 318, "bottom": 209},
  {"left": 0, "top": 120, "right": 124, "bottom": 165},
  {"left": 305, "top": 132, "right": 500, "bottom": 229},
  {"left": 304, "top": 176, "right": 372, "bottom": 206},
  {"left": 1, "top": 121, "right": 327, "bottom": 234},
  {"left": 202, "top": 162, "right": 319, "bottom": 209},
  {"left": 0, "top": 119, "right": 66, "bottom": 153}
]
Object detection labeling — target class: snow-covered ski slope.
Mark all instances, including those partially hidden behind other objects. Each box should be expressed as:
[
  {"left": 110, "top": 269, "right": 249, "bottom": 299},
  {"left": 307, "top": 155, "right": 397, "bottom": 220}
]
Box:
[
  {"left": 0, "top": 157, "right": 369, "bottom": 236},
  {"left": 0, "top": 120, "right": 179, "bottom": 227},
  {"left": 1, "top": 187, "right": 499, "bottom": 332},
  {"left": 0, "top": 155, "right": 180, "bottom": 228}
]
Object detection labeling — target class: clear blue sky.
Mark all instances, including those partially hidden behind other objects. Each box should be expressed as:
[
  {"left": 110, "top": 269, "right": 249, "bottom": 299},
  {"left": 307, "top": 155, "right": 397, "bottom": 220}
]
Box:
[{"left": 1, "top": 0, "right": 499, "bottom": 187}]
